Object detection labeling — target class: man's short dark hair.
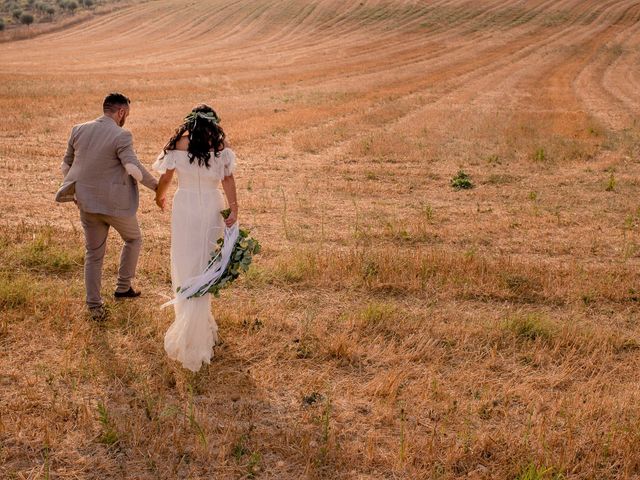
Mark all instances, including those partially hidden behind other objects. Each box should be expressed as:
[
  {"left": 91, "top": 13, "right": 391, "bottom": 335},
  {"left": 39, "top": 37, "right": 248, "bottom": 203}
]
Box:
[{"left": 103, "top": 92, "right": 130, "bottom": 112}]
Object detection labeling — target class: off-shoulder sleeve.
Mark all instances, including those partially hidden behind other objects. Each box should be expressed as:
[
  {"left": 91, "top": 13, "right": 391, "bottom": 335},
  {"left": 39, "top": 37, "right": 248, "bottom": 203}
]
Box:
[
  {"left": 152, "top": 150, "right": 176, "bottom": 174},
  {"left": 221, "top": 148, "right": 236, "bottom": 177}
]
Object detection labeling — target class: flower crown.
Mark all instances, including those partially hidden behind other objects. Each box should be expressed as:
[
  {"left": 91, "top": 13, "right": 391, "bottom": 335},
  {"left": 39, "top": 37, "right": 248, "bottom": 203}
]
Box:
[{"left": 184, "top": 111, "right": 220, "bottom": 128}]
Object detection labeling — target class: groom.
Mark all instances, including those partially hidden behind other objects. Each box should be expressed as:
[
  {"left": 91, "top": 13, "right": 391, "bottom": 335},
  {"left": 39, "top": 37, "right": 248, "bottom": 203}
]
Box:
[{"left": 55, "top": 93, "right": 158, "bottom": 320}]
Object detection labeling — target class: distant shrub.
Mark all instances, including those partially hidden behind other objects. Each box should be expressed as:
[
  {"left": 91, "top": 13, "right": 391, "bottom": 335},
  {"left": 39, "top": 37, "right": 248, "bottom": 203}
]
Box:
[
  {"left": 18, "top": 230, "right": 83, "bottom": 274},
  {"left": 421, "top": 203, "right": 434, "bottom": 222},
  {"left": 65, "top": 0, "right": 78, "bottom": 12},
  {"left": 486, "top": 153, "right": 501, "bottom": 165},
  {"left": 20, "top": 12, "right": 34, "bottom": 25},
  {"left": 97, "top": 402, "right": 119, "bottom": 446},
  {"left": 0, "top": 275, "right": 30, "bottom": 310},
  {"left": 0, "top": 18, "right": 4, "bottom": 31},
  {"left": 505, "top": 314, "right": 554, "bottom": 343},
  {"left": 12, "top": 8, "right": 22, "bottom": 20},
  {"left": 46, "top": 5, "right": 55, "bottom": 15},
  {"left": 514, "top": 463, "right": 563, "bottom": 480},
  {"left": 359, "top": 302, "right": 395, "bottom": 329},
  {"left": 450, "top": 170, "right": 474, "bottom": 190},
  {"left": 605, "top": 172, "right": 616, "bottom": 192},
  {"left": 533, "top": 147, "right": 547, "bottom": 162},
  {"left": 82, "top": 0, "right": 93, "bottom": 6},
  {"left": 610, "top": 43, "right": 624, "bottom": 57}
]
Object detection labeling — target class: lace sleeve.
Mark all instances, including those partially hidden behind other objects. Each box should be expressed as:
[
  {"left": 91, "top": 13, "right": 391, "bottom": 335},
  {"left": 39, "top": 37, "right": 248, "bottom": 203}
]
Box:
[
  {"left": 221, "top": 148, "right": 236, "bottom": 177},
  {"left": 152, "top": 150, "right": 176, "bottom": 174}
]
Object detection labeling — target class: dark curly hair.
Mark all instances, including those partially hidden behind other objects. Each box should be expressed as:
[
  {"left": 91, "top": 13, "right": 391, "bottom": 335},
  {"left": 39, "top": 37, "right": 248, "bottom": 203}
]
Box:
[{"left": 163, "top": 104, "right": 226, "bottom": 168}]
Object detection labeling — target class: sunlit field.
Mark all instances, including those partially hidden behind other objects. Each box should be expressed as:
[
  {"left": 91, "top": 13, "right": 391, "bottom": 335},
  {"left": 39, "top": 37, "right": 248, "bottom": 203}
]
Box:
[{"left": 2, "top": 1, "right": 640, "bottom": 478}]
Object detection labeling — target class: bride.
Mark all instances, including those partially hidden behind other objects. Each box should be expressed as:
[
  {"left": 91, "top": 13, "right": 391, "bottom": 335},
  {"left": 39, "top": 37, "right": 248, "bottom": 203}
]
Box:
[{"left": 153, "top": 104, "right": 238, "bottom": 372}]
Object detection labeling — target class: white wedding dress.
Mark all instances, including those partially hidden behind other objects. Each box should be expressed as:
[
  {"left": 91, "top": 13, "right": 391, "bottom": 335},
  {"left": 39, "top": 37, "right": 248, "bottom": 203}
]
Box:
[{"left": 153, "top": 148, "right": 236, "bottom": 372}]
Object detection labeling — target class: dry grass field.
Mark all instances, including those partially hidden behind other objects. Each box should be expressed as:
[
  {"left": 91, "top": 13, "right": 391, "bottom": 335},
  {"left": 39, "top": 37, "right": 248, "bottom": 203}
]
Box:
[
  {"left": 0, "top": 0, "right": 136, "bottom": 42},
  {"left": 2, "top": 0, "right": 640, "bottom": 478}
]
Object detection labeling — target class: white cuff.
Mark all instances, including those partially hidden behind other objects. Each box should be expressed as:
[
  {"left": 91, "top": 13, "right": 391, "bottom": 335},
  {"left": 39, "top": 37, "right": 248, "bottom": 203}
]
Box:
[{"left": 125, "top": 163, "right": 143, "bottom": 182}]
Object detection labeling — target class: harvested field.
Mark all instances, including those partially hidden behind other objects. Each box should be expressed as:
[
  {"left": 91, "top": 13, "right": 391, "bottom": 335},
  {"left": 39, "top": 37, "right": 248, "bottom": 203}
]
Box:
[{"left": 1, "top": 1, "right": 640, "bottom": 478}]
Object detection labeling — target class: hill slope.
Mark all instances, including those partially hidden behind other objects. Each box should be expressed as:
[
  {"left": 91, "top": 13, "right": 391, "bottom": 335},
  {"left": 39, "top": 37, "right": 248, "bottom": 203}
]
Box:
[{"left": 1, "top": 1, "right": 640, "bottom": 478}]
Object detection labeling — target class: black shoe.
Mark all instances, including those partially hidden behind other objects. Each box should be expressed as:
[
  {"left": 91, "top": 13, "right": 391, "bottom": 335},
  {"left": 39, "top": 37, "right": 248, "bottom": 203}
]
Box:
[
  {"left": 89, "top": 305, "right": 108, "bottom": 322},
  {"left": 114, "top": 287, "right": 141, "bottom": 299}
]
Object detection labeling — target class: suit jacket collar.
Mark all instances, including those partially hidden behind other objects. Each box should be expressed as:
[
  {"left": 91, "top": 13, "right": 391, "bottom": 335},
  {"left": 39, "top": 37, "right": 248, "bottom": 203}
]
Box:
[{"left": 97, "top": 114, "right": 118, "bottom": 126}]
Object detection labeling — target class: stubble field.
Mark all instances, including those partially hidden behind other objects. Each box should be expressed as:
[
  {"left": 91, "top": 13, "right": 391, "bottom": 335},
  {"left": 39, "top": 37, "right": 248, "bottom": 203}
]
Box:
[{"left": 2, "top": 1, "right": 640, "bottom": 478}]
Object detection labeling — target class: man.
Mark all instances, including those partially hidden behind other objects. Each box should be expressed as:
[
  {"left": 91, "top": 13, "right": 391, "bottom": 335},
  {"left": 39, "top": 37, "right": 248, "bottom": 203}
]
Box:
[{"left": 55, "top": 93, "right": 158, "bottom": 320}]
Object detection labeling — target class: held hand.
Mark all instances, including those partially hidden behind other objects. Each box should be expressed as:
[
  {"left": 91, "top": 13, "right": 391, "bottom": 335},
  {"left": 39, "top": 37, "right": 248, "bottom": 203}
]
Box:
[
  {"left": 224, "top": 210, "right": 237, "bottom": 227},
  {"left": 155, "top": 195, "right": 166, "bottom": 211}
]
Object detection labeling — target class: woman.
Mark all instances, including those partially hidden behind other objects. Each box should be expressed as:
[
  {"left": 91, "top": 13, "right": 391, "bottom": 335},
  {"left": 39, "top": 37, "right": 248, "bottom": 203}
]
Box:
[{"left": 153, "top": 104, "right": 238, "bottom": 372}]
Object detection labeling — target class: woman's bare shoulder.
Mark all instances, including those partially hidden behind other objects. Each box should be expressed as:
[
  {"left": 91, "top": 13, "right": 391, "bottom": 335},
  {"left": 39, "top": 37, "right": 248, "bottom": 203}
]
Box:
[{"left": 174, "top": 135, "right": 189, "bottom": 151}]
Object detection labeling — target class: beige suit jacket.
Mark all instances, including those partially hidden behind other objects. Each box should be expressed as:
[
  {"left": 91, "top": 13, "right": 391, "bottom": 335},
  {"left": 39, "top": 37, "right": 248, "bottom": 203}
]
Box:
[{"left": 55, "top": 115, "right": 158, "bottom": 217}]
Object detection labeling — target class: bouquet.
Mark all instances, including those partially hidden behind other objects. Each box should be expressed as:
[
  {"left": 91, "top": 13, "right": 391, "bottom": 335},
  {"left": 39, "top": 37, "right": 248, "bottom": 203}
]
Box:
[
  {"left": 195, "top": 208, "right": 261, "bottom": 298},
  {"left": 162, "top": 209, "right": 260, "bottom": 307}
]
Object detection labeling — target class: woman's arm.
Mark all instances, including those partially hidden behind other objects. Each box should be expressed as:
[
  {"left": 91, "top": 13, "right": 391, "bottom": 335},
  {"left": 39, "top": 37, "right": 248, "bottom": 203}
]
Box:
[
  {"left": 155, "top": 169, "right": 175, "bottom": 210},
  {"left": 221, "top": 174, "right": 238, "bottom": 226}
]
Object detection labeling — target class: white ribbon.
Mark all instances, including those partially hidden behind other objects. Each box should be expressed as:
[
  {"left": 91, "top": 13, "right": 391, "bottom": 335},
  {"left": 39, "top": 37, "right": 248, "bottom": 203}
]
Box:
[
  {"left": 161, "top": 223, "right": 240, "bottom": 308},
  {"left": 188, "top": 112, "right": 219, "bottom": 140}
]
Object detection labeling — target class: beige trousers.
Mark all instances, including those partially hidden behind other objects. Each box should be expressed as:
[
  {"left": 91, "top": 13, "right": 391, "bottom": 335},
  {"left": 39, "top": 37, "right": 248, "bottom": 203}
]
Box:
[{"left": 79, "top": 210, "right": 142, "bottom": 308}]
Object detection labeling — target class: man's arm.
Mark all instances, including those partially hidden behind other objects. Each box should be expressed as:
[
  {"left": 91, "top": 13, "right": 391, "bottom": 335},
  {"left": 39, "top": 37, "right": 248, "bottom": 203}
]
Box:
[
  {"left": 115, "top": 131, "right": 158, "bottom": 191},
  {"left": 61, "top": 126, "right": 77, "bottom": 176}
]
